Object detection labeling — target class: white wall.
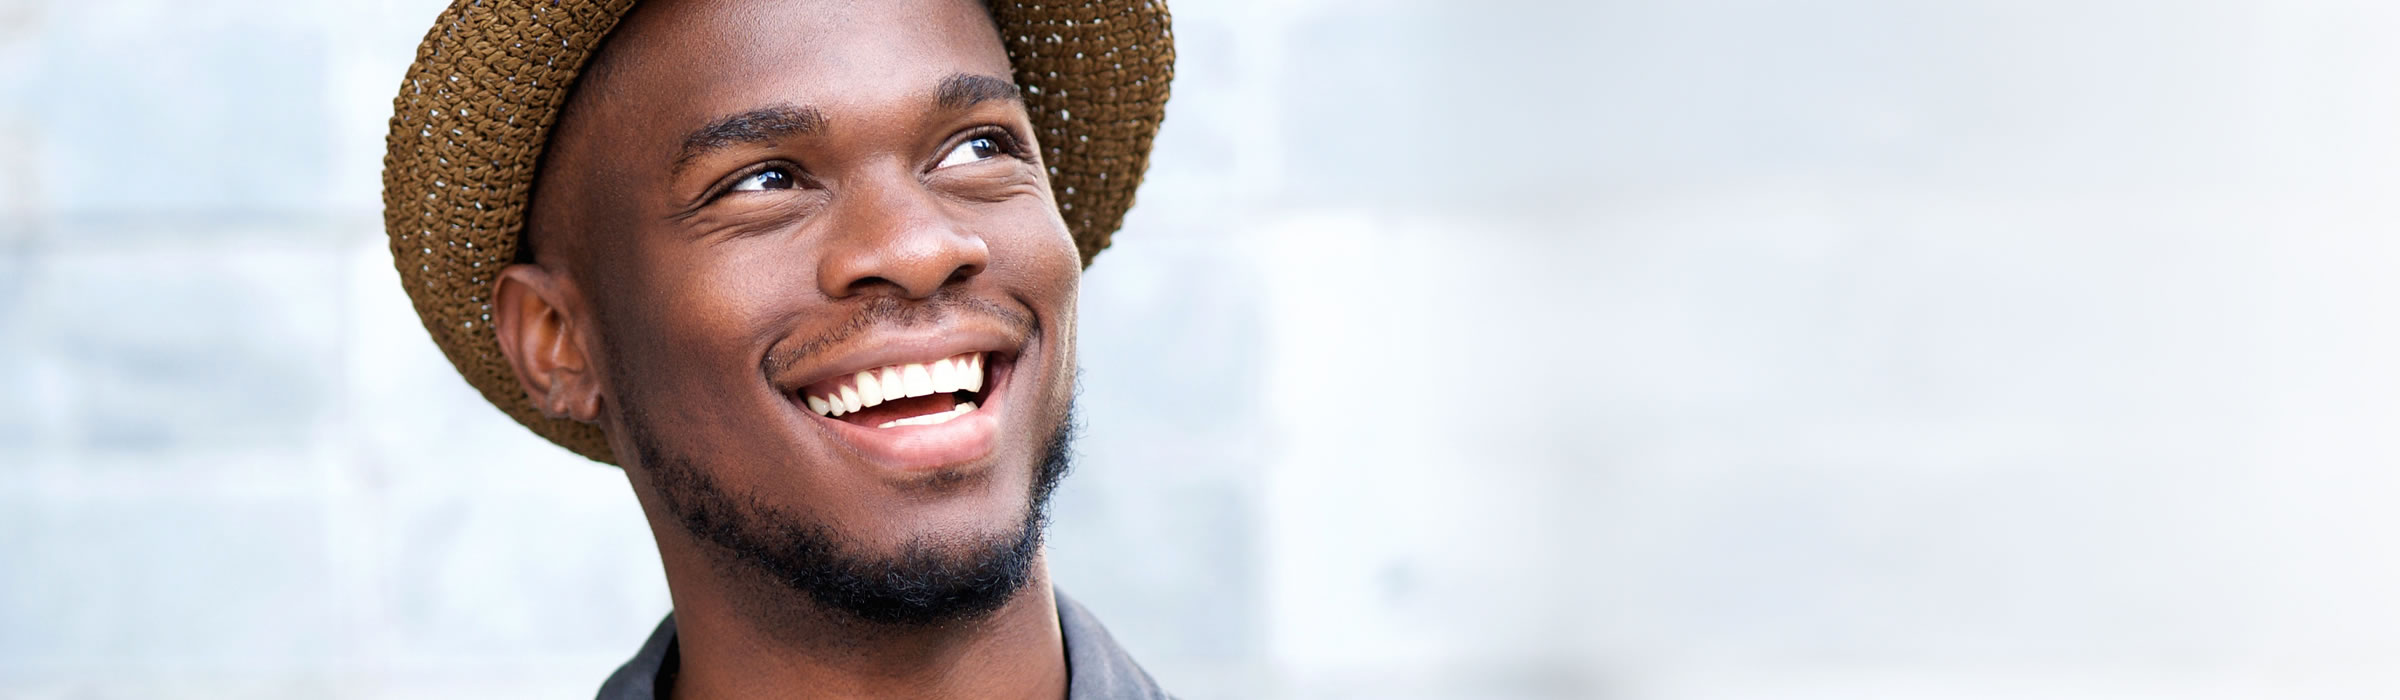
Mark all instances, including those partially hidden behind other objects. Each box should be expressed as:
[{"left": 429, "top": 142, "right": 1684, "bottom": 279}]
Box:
[{"left": 5, "top": 0, "right": 2399, "bottom": 698}]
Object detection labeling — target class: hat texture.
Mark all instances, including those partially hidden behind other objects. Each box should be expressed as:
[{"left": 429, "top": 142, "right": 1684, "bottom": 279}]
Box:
[{"left": 382, "top": 0, "right": 1174, "bottom": 464}]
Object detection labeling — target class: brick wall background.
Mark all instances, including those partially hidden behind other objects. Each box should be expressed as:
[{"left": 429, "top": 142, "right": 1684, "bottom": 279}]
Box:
[{"left": 7, "top": 0, "right": 2400, "bottom": 698}]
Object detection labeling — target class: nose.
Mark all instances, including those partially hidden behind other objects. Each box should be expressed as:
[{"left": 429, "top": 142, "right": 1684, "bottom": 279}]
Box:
[{"left": 815, "top": 178, "right": 991, "bottom": 299}]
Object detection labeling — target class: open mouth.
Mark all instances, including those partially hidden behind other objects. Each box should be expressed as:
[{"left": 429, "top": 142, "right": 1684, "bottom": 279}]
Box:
[{"left": 798, "top": 352, "right": 994, "bottom": 429}]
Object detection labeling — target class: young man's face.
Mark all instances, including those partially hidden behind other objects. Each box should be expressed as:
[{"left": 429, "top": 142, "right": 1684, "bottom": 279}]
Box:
[{"left": 516, "top": 0, "right": 1083, "bottom": 622}]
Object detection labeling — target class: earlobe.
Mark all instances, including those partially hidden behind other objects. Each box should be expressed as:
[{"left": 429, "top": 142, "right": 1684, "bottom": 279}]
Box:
[
  {"left": 560, "top": 381, "right": 604, "bottom": 423},
  {"left": 492, "top": 264, "right": 605, "bottom": 424}
]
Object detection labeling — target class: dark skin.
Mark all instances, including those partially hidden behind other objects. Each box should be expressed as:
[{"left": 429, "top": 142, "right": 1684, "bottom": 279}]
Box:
[{"left": 487, "top": 0, "right": 1083, "bottom": 697}]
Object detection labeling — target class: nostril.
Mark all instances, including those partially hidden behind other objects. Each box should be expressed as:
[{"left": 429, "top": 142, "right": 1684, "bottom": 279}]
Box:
[
  {"left": 943, "top": 264, "right": 981, "bottom": 287},
  {"left": 843, "top": 275, "right": 903, "bottom": 297}
]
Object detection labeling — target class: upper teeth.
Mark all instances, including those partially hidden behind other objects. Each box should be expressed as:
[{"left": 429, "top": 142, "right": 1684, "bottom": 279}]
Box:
[{"left": 808, "top": 353, "right": 985, "bottom": 418}]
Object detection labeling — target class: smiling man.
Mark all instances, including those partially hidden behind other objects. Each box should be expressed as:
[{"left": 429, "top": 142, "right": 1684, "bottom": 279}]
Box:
[{"left": 379, "top": 0, "right": 1173, "bottom": 698}]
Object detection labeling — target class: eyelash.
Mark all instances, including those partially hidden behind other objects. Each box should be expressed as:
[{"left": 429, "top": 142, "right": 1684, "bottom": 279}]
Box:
[
  {"left": 955, "top": 125, "right": 1032, "bottom": 163},
  {"left": 702, "top": 125, "right": 1032, "bottom": 204},
  {"left": 715, "top": 160, "right": 806, "bottom": 199}
]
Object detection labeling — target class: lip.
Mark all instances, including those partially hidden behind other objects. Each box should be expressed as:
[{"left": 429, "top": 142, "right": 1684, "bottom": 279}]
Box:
[
  {"left": 804, "top": 354, "right": 1016, "bottom": 475},
  {"left": 768, "top": 324, "right": 1027, "bottom": 476}
]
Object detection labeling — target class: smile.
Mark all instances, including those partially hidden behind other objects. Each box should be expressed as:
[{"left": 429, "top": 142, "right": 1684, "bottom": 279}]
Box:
[
  {"left": 770, "top": 324, "right": 1028, "bottom": 474},
  {"left": 801, "top": 352, "right": 990, "bottom": 429}
]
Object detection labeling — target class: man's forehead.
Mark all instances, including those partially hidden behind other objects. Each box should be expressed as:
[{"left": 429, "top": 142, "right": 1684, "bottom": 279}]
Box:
[{"left": 594, "top": 0, "right": 1013, "bottom": 119}]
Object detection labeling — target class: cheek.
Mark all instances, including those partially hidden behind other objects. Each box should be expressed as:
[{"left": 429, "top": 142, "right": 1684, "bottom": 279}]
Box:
[
  {"left": 600, "top": 247, "right": 796, "bottom": 407},
  {"left": 985, "top": 202, "right": 1083, "bottom": 396},
  {"left": 976, "top": 198, "right": 1083, "bottom": 300}
]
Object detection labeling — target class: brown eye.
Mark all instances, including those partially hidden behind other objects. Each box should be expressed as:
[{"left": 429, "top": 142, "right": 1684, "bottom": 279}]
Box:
[
  {"left": 730, "top": 167, "right": 796, "bottom": 192},
  {"left": 936, "top": 136, "right": 1004, "bottom": 169}
]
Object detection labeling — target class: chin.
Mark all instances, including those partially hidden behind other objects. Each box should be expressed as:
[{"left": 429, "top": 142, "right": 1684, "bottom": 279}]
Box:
[{"left": 625, "top": 384, "right": 1079, "bottom": 626}]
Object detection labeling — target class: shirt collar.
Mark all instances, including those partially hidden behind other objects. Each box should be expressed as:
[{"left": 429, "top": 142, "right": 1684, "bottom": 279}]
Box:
[{"left": 596, "top": 588, "right": 1171, "bottom": 700}]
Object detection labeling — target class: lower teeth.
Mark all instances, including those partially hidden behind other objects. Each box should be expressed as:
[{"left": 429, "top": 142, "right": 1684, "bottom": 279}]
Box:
[{"left": 876, "top": 400, "right": 978, "bottom": 429}]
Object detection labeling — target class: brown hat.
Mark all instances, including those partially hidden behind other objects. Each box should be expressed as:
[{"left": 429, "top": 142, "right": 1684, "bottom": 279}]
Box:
[{"left": 381, "top": 0, "right": 1174, "bottom": 464}]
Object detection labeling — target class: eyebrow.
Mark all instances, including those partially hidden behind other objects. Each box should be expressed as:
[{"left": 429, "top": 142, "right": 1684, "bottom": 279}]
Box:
[
  {"left": 935, "top": 73, "right": 1023, "bottom": 110},
  {"left": 671, "top": 103, "right": 825, "bottom": 177},
  {"left": 669, "top": 73, "right": 1022, "bottom": 178}
]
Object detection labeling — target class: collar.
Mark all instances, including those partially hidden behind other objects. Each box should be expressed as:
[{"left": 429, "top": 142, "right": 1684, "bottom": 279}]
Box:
[{"left": 596, "top": 588, "right": 1172, "bottom": 699}]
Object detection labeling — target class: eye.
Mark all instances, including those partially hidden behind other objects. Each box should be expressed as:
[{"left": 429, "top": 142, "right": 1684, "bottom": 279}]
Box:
[
  {"left": 729, "top": 167, "right": 797, "bottom": 192},
  {"left": 936, "top": 135, "right": 1007, "bottom": 169}
]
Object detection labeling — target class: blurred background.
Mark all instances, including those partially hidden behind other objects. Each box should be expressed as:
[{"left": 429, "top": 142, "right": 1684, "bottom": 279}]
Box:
[{"left": 6, "top": 0, "right": 2400, "bottom": 697}]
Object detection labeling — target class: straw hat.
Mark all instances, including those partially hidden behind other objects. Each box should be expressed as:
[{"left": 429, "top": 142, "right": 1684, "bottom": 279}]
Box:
[{"left": 381, "top": 0, "right": 1174, "bottom": 464}]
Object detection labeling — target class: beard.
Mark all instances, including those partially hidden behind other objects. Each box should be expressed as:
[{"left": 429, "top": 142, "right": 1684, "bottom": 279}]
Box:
[{"left": 620, "top": 399, "right": 1076, "bottom": 627}]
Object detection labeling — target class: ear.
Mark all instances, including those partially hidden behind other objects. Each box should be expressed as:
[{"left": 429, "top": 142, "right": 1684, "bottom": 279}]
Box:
[{"left": 491, "top": 263, "right": 604, "bottom": 423}]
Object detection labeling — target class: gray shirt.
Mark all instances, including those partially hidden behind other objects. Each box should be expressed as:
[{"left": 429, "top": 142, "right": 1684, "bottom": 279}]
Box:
[{"left": 596, "top": 589, "right": 1172, "bottom": 699}]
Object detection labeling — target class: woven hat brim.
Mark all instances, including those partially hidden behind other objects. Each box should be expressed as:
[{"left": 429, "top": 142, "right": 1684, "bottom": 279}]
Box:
[{"left": 381, "top": 0, "right": 1174, "bottom": 464}]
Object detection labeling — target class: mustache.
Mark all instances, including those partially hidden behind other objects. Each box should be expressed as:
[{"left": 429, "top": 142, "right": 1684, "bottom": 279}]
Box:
[{"left": 759, "top": 288, "right": 1034, "bottom": 384}]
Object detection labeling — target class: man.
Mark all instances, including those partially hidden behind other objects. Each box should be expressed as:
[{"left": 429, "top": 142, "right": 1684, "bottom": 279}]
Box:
[{"left": 378, "top": 0, "right": 1175, "bottom": 697}]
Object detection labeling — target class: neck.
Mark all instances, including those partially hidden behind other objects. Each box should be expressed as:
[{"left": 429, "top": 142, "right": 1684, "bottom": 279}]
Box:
[{"left": 655, "top": 538, "right": 1067, "bottom": 700}]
